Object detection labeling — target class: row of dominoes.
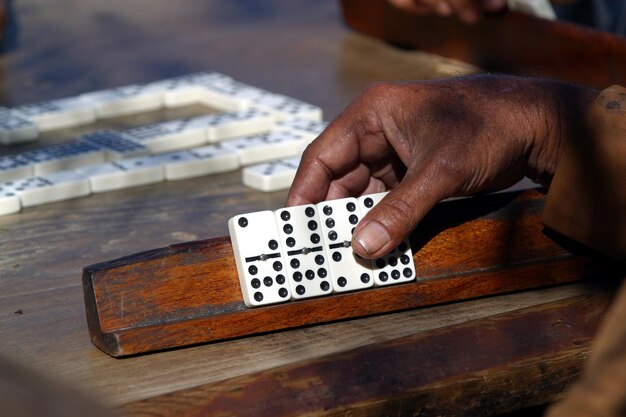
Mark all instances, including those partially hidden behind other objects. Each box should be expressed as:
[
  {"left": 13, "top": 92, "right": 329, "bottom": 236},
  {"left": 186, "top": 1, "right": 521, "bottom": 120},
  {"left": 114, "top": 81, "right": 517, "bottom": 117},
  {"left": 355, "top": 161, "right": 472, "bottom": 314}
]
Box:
[
  {"left": 0, "top": 111, "right": 329, "bottom": 182},
  {"left": 0, "top": 71, "right": 323, "bottom": 145},
  {"left": 0, "top": 124, "right": 326, "bottom": 216},
  {"left": 229, "top": 192, "right": 416, "bottom": 307}
]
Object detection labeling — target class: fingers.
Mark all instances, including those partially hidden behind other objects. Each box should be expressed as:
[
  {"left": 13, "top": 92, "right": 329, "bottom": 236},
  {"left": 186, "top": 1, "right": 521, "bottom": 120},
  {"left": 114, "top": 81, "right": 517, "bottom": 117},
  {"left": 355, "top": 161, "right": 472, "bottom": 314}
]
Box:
[
  {"left": 388, "top": 0, "right": 453, "bottom": 16},
  {"left": 388, "top": 0, "right": 506, "bottom": 22},
  {"left": 352, "top": 163, "right": 454, "bottom": 259},
  {"left": 481, "top": 0, "right": 506, "bottom": 12},
  {"left": 287, "top": 85, "right": 400, "bottom": 207},
  {"left": 446, "top": 0, "right": 481, "bottom": 23},
  {"left": 285, "top": 120, "right": 360, "bottom": 206}
]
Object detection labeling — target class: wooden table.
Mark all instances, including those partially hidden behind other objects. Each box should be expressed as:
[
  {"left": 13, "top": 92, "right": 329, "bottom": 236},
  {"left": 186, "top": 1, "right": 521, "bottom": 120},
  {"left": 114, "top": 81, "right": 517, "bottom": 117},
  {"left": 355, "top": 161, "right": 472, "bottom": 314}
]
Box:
[{"left": 0, "top": 1, "right": 618, "bottom": 415}]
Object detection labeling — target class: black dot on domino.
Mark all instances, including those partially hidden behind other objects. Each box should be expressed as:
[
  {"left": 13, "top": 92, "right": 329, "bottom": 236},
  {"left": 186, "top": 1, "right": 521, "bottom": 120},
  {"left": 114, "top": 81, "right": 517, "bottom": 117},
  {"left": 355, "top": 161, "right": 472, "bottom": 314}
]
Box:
[
  {"left": 305, "top": 270, "right": 315, "bottom": 280},
  {"left": 349, "top": 215, "right": 358, "bottom": 225},
  {"left": 276, "top": 274, "right": 286, "bottom": 285},
  {"left": 279, "top": 288, "right": 289, "bottom": 298},
  {"left": 280, "top": 210, "right": 290, "bottom": 221},
  {"left": 332, "top": 252, "right": 342, "bottom": 262},
  {"left": 376, "top": 259, "right": 385, "bottom": 268},
  {"left": 379, "top": 272, "right": 388, "bottom": 282},
  {"left": 391, "top": 270, "right": 401, "bottom": 280},
  {"left": 403, "top": 268, "right": 413, "bottom": 278},
  {"left": 388, "top": 257, "right": 398, "bottom": 267},
  {"left": 307, "top": 220, "right": 317, "bottom": 231},
  {"left": 293, "top": 271, "right": 303, "bottom": 282},
  {"left": 305, "top": 207, "right": 315, "bottom": 217},
  {"left": 290, "top": 258, "right": 300, "bottom": 269},
  {"left": 273, "top": 261, "right": 282, "bottom": 271},
  {"left": 360, "top": 273, "right": 370, "bottom": 283},
  {"left": 398, "top": 242, "right": 408, "bottom": 252},
  {"left": 325, "top": 218, "right": 335, "bottom": 228},
  {"left": 283, "top": 224, "right": 293, "bottom": 234},
  {"left": 296, "top": 285, "right": 306, "bottom": 295},
  {"left": 346, "top": 202, "right": 356, "bottom": 212},
  {"left": 251, "top": 278, "right": 261, "bottom": 288},
  {"left": 328, "top": 231, "right": 337, "bottom": 241},
  {"left": 268, "top": 240, "right": 278, "bottom": 250},
  {"left": 318, "top": 268, "right": 327, "bottom": 278},
  {"left": 254, "top": 292, "right": 263, "bottom": 302},
  {"left": 364, "top": 198, "right": 374, "bottom": 208},
  {"left": 286, "top": 237, "right": 296, "bottom": 247},
  {"left": 238, "top": 217, "right": 248, "bottom": 227},
  {"left": 320, "top": 281, "right": 330, "bottom": 291},
  {"left": 315, "top": 255, "right": 324, "bottom": 265},
  {"left": 264, "top": 276, "right": 273, "bottom": 286},
  {"left": 401, "top": 255, "right": 411, "bottom": 265},
  {"left": 338, "top": 277, "right": 347, "bottom": 287},
  {"left": 248, "top": 265, "right": 258, "bottom": 275},
  {"left": 323, "top": 205, "right": 332, "bottom": 215},
  {"left": 310, "top": 233, "right": 320, "bottom": 244}
]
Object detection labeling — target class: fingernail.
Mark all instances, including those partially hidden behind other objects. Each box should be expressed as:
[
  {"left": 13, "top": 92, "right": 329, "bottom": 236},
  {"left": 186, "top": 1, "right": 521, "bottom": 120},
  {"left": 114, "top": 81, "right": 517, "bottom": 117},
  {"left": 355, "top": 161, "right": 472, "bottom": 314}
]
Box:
[{"left": 355, "top": 221, "right": 390, "bottom": 256}]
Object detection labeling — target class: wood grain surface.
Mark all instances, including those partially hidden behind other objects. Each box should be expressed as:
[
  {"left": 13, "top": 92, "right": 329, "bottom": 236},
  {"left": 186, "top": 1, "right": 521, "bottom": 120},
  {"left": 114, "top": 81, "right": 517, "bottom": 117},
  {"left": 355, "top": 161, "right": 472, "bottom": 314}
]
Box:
[
  {"left": 84, "top": 191, "right": 623, "bottom": 357},
  {"left": 0, "top": 0, "right": 621, "bottom": 413},
  {"left": 119, "top": 290, "right": 614, "bottom": 417},
  {"left": 0, "top": 0, "right": 485, "bottom": 407}
]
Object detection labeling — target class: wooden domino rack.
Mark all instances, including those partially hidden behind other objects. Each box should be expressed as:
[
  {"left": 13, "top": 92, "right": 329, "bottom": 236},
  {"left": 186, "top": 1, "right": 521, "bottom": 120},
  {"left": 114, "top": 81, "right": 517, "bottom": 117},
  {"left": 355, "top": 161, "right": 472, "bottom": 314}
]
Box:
[{"left": 82, "top": 189, "right": 623, "bottom": 357}]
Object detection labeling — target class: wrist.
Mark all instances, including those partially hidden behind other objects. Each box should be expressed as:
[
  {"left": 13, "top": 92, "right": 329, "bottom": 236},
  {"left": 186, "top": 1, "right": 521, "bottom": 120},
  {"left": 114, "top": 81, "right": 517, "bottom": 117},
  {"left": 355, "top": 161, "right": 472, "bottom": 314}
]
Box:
[{"left": 525, "top": 80, "right": 598, "bottom": 187}]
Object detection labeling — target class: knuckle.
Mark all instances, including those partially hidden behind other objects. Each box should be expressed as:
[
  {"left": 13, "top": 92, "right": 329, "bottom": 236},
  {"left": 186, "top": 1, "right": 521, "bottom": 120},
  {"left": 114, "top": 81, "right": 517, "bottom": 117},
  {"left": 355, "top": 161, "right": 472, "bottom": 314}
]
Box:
[
  {"left": 360, "top": 82, "right": 400, "bottom": 105},
  {"left": 377, "top": 197, "right": 414, "bottom": 235}
]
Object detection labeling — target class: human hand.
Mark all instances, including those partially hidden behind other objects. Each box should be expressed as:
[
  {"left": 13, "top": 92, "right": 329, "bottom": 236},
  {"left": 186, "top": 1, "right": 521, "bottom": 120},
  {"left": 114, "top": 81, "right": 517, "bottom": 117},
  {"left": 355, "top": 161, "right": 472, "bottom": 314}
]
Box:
[
  {"left": 388, "top": 0, "right": 507, "bottom": 24},
  {"left": 286, "top": 75, "right": 595, "bottom": 259}
]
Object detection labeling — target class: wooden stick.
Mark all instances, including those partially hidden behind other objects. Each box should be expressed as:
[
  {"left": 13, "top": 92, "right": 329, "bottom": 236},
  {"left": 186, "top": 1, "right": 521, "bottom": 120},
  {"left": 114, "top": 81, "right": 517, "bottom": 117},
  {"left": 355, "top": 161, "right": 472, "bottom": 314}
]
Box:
[
  {"left": 119, "top": 290, "right": 614, "bottom": 417},
  {"left": 82, "top": 191, "right": 622, "bottom": 357}
]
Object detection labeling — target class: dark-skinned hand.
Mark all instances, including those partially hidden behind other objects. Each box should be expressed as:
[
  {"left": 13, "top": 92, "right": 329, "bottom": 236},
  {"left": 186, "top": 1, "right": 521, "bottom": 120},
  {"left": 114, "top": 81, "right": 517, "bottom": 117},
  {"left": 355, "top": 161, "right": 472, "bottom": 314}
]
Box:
[{"left": 286, "top": 74, "right": 596, "bottom": 259}]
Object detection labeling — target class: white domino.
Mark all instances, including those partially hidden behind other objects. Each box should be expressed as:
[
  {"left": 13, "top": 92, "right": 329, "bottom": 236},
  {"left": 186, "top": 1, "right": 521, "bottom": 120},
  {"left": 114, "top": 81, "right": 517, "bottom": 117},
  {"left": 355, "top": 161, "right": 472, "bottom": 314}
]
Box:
[
  {"left": 0, "top": 186, "right": 21, "bottom": 216},
  {"left": 228, "top": 211, "right": 291, "bottom": 307},
  {"left": 250, "top": 93, "right": 323, "bottom": 122},
  {"left": 0, "top": 108, "right": 38, "bottom": 145},
  {"left": 164, "top": 145, "right": 239, "bottom": 180},
  {"left": 4, "top": 171, "right": 90, "bottom": 207},
  {"left": 275, "top": 119, "right": 328, "bottom": 142},
  {"left": 79, "top": 130, "right": 149, "bottom": 161},
  {"left": 0, "top": 156, "right": 32, "bottom": 182},
  {"left": 358, "top": 192, "right": 416, "bottom": 286},
  {"left": 205, "top": 109, "right": 274, "bottom": 143},
  {"left": 75, "top": 154, "right": 169, "bottom": 192},
  {"left": 275, "top": 205, "right": 333, "bottom": 299},
  {"left": 146, "top": 72, "right": 232, "bottom": 108},
  {"left": 20, "top": 141, "right": 105, "bottom": 175},
  {"left": 197, "top": 80, "right": 269, "bottom": 112},
  {"left": 80, "top": 84, "right": 163, "bottom": 118},
  {"left": 221, "top": 131, "right": 306, "bottom": 166},
  {"left": 317, "top": 197, "right": 374, "bottom": 292},
  {"left": 14, "top": 97, "right": 96, "bottom": 131},
  {"left": 126, "top": 116, "right": 213, "bottom": 153},
  {"left": 242, "top": 157, "right": 300, "bottom": 192}
]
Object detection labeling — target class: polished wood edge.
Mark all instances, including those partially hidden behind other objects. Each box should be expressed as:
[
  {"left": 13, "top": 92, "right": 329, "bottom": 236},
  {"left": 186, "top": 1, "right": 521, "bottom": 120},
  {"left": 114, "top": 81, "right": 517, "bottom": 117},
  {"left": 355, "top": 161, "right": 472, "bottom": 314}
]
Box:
[
  {"left": 101, "top": 257, "right": 603, "bottom": 357},
  {"left": 119, "top": 292, "right": 612, "bottom": 417}
]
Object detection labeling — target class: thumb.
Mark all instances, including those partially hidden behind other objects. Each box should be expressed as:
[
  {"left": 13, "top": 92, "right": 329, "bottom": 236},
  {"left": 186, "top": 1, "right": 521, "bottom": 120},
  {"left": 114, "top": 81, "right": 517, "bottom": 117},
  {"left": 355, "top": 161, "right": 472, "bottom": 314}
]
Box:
[{"left": 352, "top": 167, "right": 452, "bottom": 259}]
